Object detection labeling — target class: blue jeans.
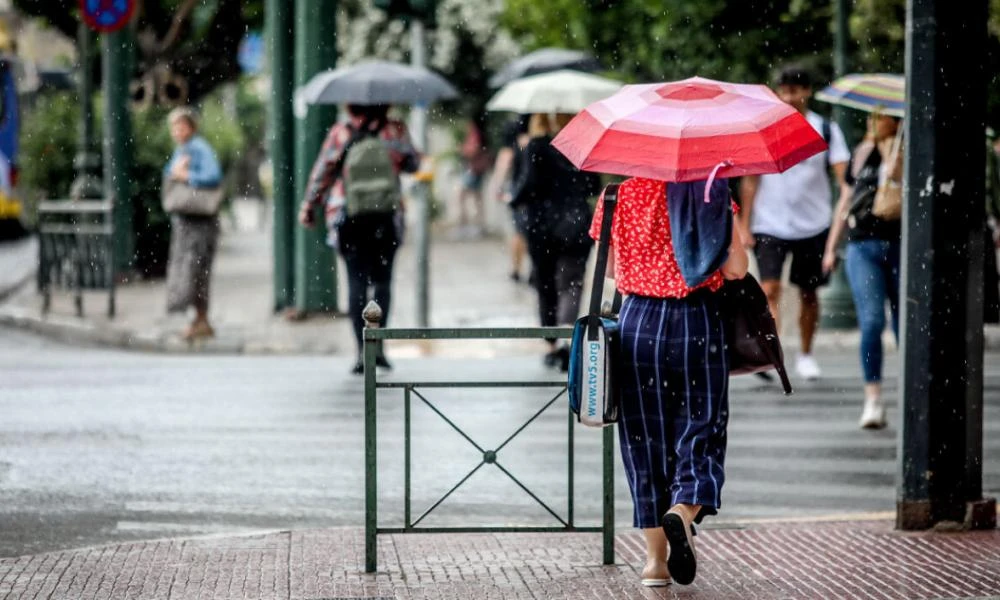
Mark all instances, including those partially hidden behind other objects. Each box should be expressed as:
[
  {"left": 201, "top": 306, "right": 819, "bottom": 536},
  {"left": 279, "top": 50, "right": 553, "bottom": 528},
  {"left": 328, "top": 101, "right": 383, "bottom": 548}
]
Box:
[{"left": 844, "top": 239, "right": 901, "bottom": 383}]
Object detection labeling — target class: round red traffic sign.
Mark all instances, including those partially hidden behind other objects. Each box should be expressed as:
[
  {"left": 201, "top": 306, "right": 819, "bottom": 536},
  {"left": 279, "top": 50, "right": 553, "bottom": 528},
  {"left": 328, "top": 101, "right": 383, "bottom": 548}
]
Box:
[{"left": 80, "top": 0, "right": 136, "bottom": 33}]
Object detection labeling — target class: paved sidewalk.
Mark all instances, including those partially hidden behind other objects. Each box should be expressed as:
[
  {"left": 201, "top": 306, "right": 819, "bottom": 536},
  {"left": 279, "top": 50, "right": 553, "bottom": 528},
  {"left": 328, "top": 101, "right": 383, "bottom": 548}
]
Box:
[
  {"left": 1, "top": 520, "right": 998, "bottom": 599},
  {"left": 0, "top": 206, "right": 540, "bottom": 356},
  {"left": 2, "top": 199, "right": 999, "bottom": 355},
  {"left": 0, "top": 236, "right": 36, "bottom": 302}
]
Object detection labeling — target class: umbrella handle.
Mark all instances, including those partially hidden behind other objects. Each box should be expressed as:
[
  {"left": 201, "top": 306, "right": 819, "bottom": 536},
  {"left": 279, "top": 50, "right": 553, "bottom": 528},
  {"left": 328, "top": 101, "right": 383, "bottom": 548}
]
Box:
[{"left": 704, "top": 160, "right": 733, "bottom": 203}]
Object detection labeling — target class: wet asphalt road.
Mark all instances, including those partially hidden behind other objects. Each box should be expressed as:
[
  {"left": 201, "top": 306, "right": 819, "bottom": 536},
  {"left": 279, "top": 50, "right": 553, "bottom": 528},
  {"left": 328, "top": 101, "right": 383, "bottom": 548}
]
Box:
[{"left": 1, "top": 327, "right": 999, "bottom": 558}]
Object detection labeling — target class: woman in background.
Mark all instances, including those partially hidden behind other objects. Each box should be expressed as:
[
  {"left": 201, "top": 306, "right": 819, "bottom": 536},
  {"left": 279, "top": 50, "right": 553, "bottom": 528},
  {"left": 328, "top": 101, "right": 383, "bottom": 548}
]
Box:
[
  {"left": 164, "top": 107, "right": 223, "bottom": 341},
  {"left": 822, "top": 112, "right": 903, "bottom": 429},
  {"left": 512, "top": 113, "right": 601, "bottom": 370}
]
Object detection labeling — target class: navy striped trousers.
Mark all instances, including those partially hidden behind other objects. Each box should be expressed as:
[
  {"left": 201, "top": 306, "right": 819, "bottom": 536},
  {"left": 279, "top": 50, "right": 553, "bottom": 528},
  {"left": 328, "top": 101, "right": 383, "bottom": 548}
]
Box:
[{"left": 617, "top": 292, "right": 730, "bottom": 528}]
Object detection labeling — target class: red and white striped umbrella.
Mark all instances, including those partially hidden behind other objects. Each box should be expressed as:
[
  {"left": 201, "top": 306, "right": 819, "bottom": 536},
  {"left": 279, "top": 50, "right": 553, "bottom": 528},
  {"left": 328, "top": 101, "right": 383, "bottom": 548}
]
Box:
[{"left": 552, "top": 76, "right": 827, "bottom": 183}]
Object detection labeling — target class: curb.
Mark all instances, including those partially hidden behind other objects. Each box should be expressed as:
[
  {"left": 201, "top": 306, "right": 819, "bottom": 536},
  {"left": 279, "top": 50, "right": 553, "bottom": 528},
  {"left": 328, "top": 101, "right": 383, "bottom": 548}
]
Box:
[
  {"left": 0, "top": 304, "right": 347, "bottom": 355},
  {"left": 3, "top": 293, "right": 1000, "bottom": 355}
]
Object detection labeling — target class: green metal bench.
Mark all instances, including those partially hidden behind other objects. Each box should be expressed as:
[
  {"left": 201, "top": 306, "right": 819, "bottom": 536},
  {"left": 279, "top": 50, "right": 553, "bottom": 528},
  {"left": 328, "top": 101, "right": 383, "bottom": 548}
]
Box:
[
  {"left": 36, "top": 199, "right": 115, "bottom": 317},
  {"left": 362, "top": 301, "right": 615, "bottom": 573}
]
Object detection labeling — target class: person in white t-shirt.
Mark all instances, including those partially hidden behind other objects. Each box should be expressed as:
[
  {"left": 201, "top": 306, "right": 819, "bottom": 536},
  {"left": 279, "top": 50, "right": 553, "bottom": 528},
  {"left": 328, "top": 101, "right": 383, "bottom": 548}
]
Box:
[{"left": 737, "top": 67, "right": 850, "bottom": 381}]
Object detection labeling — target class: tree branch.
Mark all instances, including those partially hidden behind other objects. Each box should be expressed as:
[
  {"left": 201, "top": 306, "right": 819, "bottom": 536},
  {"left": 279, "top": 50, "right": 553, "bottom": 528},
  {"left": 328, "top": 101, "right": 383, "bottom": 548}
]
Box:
[{"left": 157, "top": 0, "right": 200, "bottom": 54}]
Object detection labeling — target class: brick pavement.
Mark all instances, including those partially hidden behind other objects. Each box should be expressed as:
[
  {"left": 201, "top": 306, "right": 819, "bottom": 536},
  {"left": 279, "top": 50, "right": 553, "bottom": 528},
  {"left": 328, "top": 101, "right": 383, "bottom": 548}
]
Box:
[{"left": 2, "top": 521, "right": 998, "bottom": 599}]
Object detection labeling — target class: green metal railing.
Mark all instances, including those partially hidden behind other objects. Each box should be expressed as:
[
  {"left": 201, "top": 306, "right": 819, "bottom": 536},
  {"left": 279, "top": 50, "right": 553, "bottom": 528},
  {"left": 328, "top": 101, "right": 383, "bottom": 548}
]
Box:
[
  {"left": 37, "top": 199, "right": 116, "bottom": 318},
  {"left": 362, "top": 302, "right": 615, "bottom": 573}
]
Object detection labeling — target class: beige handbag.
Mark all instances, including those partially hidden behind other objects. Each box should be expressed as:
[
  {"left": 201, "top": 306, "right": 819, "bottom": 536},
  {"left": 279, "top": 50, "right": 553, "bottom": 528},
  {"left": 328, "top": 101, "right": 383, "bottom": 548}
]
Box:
[
  {"left": 872, "top": 130, "right": 904, "bottom": 221},
  {"left": 162, "top": 178, "right": 225, "bottom": 216}
]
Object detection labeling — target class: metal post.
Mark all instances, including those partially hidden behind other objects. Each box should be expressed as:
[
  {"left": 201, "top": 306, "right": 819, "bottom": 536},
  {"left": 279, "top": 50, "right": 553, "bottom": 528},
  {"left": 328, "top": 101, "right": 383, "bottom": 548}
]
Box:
[
  {"left": 819, "top": 0, "right": 858, "bottom": 329},
  {"left": 414, "top": 175, "right": 431, "bottom": 327},
  {"left": 266, "top": 0, "right": 295, "bottom": 311},
  {"left": 102, "top": 27, "right": 134, "bottom": 273},
  {"left": 363, "top": 301, "right": 383, "bottom": 573},
  {"left": 602, "top": 425, "right": 615, "bottom": 564},
  {"left": 293, "top": 0, "right": 338, "bottom": 314},
  {"left": 898, "top": 0, "right": 996, "bottom": 530},
  {"left": 410, "top": 19, "right": 432, "bottom": 327},
  {"left": 71, "top": 23, "right": 103, "bottom": 201},
  {"left": 409, "top": 20, "right": 428, "bottom": 153}
]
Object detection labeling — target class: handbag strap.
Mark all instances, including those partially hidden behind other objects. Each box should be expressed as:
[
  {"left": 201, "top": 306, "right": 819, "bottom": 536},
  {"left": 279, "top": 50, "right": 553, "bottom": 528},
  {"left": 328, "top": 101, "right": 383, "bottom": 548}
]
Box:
[{"left": 589, "top": 183, "right": 621, "bottom": 319}]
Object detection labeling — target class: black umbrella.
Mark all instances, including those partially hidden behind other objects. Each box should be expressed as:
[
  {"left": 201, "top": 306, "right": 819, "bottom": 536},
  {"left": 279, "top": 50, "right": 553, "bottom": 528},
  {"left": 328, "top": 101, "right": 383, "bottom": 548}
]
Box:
[
  {"left": 488, "top": 48, "right": 603, "bottom": 88},
  {"left": 295, "top": 60, "right": 459, "bottom": 109}
]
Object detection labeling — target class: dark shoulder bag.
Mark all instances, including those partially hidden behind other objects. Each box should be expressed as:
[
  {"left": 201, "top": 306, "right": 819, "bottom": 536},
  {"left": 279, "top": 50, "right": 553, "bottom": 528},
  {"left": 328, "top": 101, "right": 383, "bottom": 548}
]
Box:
[{"left": 718, "top": 273, "right": 793, "bottom": 394}]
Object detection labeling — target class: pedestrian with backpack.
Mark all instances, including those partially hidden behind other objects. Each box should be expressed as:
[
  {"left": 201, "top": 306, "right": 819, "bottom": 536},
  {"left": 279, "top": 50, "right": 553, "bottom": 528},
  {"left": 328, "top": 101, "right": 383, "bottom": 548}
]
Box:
[
  {"left": 299, "top": 104, "right": 420, "bottom": 374},
  {"left": 737, "top": 66, "right": 851, "bottom": 381}
]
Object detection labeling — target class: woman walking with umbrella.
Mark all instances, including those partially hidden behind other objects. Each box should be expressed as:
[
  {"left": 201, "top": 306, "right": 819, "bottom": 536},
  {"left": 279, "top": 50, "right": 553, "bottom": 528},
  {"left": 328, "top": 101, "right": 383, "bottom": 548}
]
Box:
[
  {"left": 298, "top": 103, "right": 420, "bottom": 373},
  {"left": 294, "top": 61, "right": 456, "bottom": 373},
  {"left": 554, "top": 77, "right": 824, "bottom": 585},
  {"left": 817, "top": 74, "right": 905, "bottom": 429}
]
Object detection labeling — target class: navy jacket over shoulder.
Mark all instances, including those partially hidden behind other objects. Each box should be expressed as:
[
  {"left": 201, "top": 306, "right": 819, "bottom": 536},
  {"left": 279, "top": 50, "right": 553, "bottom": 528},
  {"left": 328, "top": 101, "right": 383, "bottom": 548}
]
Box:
[{"left": 667, "top": 179, "right": 732, "bottom": 288}]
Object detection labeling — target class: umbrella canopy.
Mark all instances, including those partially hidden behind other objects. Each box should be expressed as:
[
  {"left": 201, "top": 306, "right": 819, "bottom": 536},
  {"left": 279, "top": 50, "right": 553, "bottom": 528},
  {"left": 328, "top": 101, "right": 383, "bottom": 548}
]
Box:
[
  {"left": 486, "top": 70, "right": 623, "bottom": 114},
  {"left": 294, "top": 60, "right": 459, "bottom": 108},
  {"left": 551, "top": 76, "right": 827, "bottom": 183},
  {"left": 488, "top": 48, "right": 602, "bottom": 88},
  {"left": 815, "top": 73, "right": 905, "bottom": 117}
]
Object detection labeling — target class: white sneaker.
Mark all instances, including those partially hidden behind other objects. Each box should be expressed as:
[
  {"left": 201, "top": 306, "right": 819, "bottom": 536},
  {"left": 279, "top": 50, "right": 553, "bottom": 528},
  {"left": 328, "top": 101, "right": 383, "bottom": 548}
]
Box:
[
  {"left": 795, "top": 354, "right": 822, "bottom": 380},
  {"left": 859, "top": 397, "right": 887, "bottom": 429}
]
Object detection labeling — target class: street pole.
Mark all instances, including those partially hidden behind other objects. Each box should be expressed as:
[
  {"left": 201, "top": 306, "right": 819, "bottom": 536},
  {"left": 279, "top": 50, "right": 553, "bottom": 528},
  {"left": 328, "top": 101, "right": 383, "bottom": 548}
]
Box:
[
  {"left": 410, "top": 18, "right": 431, "bottom": 327},
  {"left": 102, "top": 27, "right": 134, "bottom": 273},
  {"left": 293, "top": 0, "right": 339, "bottom": 314},
  {"left": 266, "top": 0, "right": 295, "bottom": 311},
  {"left": 819, "top": 0, "right": 858, "bottom": 329},
  {"left": 70, "top": 22, "right": 102, "bottom": 201},
  {"left": 897, "top": 0, "right": 995, "bottom": 531}
]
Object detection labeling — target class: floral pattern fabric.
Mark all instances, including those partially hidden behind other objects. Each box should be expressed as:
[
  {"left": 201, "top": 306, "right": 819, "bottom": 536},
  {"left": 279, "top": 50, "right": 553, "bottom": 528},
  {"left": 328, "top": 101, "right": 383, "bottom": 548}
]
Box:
[{"left": 589, "top": 177, "right": 735, "bottom": 298}]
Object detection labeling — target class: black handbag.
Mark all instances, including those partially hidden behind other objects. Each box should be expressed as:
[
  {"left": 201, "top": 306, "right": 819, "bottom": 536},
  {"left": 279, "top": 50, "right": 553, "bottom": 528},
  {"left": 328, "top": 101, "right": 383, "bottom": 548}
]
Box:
[{"left": 718, "top": 273, "right": 793, "bottom": 394}]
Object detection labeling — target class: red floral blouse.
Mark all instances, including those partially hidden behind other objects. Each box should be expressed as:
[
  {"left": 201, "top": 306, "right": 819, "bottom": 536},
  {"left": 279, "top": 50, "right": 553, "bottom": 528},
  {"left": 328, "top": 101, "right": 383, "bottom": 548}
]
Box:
[{"left": 589, "top": 177, "right": 736, "bottom": 299}]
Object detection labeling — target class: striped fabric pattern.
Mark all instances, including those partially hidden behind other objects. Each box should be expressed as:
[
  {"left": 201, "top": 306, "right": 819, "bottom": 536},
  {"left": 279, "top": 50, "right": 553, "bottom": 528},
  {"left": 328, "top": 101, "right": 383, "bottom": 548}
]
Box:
[
  {"left": 616, "top": 292, "right": 730, "bottom": 528},
  {"left": 552, "top": 77, "right": 827, "bottom": 183},
  {"left": 815, "top": 73, "right": 905, "bottom": 117}
]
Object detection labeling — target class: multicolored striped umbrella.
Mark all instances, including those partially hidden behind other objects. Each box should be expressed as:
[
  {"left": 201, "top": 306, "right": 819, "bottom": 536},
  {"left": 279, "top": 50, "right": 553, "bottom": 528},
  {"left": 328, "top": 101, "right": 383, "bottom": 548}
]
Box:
[
  {"left": 815, "top": 73, "right": 905, "bottom": 117},
  {"left": 551, "top": 76, "right": 826, "bottom": 183}
]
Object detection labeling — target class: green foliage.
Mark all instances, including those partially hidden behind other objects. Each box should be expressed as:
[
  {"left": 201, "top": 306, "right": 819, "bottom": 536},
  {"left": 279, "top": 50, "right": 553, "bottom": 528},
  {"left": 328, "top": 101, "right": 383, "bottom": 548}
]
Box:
[
  {"left": 502, "top": 0, "right": 833, "bottom": 86},
  {"left": 13, "top": 0, "right": 267, "bottom": 104},
  {"left": 503, "top": 0, "right": 1000, "bottom": 129},
  {"left": 19, "top": 92, "right": 79, "bottom": 199},
  {"left": 851, "top": 0, "right": 906, "bottom": 73},
  {"left": 233, "top": 78, "right": 267, "bottom": 151}
]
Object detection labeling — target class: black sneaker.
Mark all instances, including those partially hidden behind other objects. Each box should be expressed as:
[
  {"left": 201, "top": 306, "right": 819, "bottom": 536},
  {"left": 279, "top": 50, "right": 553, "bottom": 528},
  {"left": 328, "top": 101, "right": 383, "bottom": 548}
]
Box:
[
  {"left": 556, "top": 346, "right": 570, "bottom": 373},
  {"left": 662, "top": 511, "right": 697, "bottom": 585},
  {"left": 350, "top": 358, "right": 364, "bottom": 375},
  {"left": 375, "top": 354, "right": 393, "bottom": 370}
]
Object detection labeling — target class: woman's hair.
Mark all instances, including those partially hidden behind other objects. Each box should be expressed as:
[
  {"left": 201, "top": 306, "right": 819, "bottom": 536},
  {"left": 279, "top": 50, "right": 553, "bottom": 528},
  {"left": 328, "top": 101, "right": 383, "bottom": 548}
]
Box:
[
  {"left": 167, "top": 107, "right": 198, "bottom": 131},
  {"left": 774, "top": 65, "right": 813, "bottom": 89},
  {"left": 528, "top": 113, "right": 549, "bottom": 137},
  {"left": 864, "top": 112, "right": 902, "bottom": 141},
  {"left": 551, "top": 113, "right": 573, "bottom": 132},
  {"left": 347, "top": 104, "right": 391, "bottom": 133},
  {"left": 528, "top": 113, "right": 575, "bottom": 137}
]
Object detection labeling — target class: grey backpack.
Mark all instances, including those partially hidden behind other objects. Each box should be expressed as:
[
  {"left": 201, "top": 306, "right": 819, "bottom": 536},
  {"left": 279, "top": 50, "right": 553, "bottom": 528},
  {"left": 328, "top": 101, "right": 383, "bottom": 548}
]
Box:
[{"left": 343, "top": 134, "right": 401, "bottom": 216}]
